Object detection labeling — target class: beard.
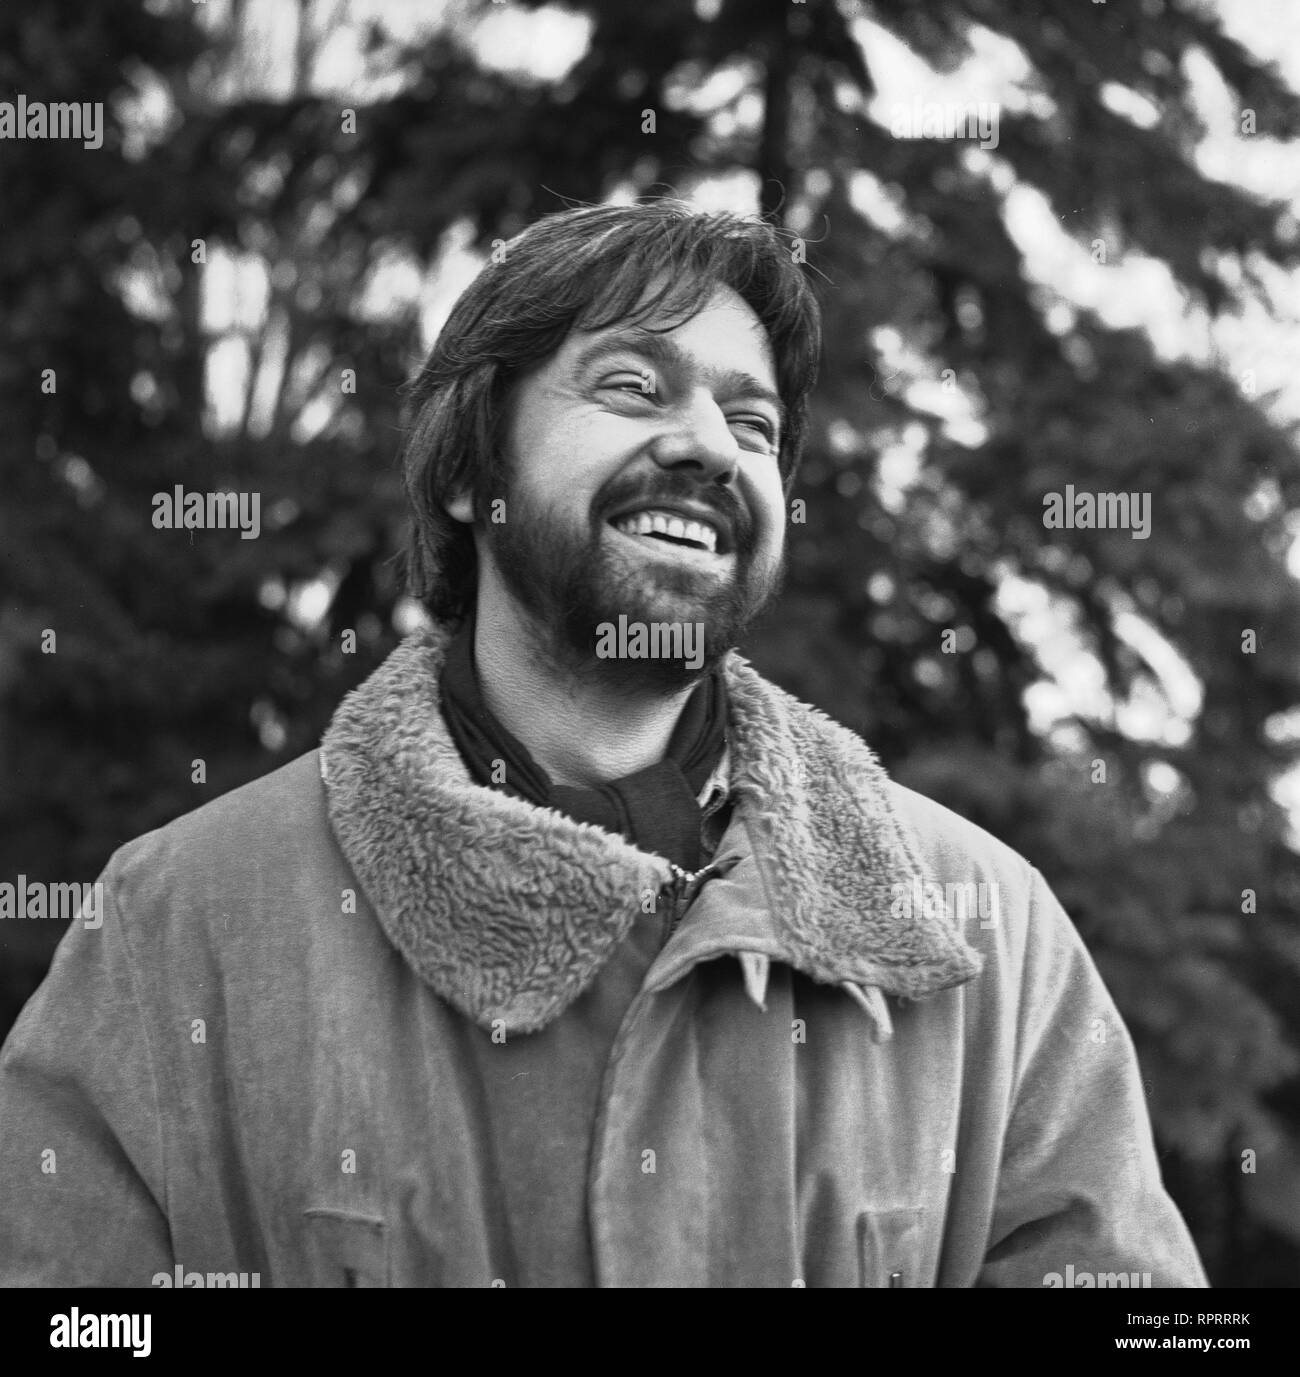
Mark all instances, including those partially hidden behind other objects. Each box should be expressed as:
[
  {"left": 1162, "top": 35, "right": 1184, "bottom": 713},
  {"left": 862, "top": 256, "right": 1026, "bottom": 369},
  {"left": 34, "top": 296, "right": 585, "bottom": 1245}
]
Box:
[{"left": 481, "top": 469, "right": 785, "bottom": 694}]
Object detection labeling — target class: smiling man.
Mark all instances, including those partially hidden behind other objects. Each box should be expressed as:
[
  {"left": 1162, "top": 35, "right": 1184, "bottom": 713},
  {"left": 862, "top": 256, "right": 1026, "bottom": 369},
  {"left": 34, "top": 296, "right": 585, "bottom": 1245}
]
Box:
[{"left": 0, "top": 200, "right": 1207, "bottom": 1288}]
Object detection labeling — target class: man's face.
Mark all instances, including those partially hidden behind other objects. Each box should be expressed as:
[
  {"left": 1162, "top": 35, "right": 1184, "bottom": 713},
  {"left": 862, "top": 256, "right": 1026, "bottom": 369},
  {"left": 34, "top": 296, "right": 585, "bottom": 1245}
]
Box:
[{"left": 467, "top": 284, "right": 789, "bottom": 690}]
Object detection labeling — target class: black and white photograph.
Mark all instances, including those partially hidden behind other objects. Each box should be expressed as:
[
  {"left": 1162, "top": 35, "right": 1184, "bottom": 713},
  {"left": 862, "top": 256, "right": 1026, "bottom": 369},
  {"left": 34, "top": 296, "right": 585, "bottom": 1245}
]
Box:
[{"left": 1, "top": 0, "right": 1298, "bottom": 1331}]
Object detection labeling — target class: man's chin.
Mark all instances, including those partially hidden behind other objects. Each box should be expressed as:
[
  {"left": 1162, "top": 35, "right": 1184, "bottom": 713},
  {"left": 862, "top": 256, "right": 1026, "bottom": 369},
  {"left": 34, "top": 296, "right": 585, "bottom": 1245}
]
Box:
[
  {"left": 485, "top": 518, "right": 783, "bottom": 691},
  {"left": 564, "top": 604, "right": 722, "bottom": 684},
  {"left": 571, "top": 553, "right": 783, "bottom": 685},
  {"left": 595, "top": 538, "right": 767, "bottom": 617},
  {"left": 580, "top": 648, "right": 715, "bottom": 697},
  {"left": 601, "top": 533, "right": 734, "bottom": 600}
]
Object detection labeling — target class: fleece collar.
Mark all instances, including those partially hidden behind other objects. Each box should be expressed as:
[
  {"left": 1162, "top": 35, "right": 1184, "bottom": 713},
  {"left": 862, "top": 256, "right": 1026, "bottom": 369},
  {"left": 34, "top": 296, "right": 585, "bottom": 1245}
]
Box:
[{"left": 320, "top": 622, "right": 981, "bottom": 1034}]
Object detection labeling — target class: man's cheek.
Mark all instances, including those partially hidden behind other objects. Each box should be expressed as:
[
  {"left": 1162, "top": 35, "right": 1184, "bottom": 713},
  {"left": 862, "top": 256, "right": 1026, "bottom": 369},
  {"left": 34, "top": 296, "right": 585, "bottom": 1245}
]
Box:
[{"left": 758, "top": 506, "right": 787, "bottom": 564}]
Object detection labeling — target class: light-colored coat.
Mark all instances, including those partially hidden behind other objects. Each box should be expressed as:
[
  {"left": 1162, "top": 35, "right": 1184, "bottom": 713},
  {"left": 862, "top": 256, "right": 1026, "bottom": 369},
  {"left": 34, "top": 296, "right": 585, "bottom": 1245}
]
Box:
[{"left": 0, "top": 626, "right": 1207, "bottom": 1286}]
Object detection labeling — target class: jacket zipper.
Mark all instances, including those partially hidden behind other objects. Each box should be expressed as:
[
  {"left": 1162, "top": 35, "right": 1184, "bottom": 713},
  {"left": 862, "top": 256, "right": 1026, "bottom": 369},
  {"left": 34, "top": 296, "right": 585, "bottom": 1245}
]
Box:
[{"left": 659, "top": 851, "right": 742, "bottom": 942}]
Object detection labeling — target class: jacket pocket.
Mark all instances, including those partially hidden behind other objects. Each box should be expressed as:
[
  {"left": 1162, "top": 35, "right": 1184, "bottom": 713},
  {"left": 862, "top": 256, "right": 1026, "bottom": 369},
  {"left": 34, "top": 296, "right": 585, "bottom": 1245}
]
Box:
[
  {"left": 857, "top": 1206, "right": 929, "bottom": 1288},
  {"left": 302, "top": 1208, "right": 389, "bottom": 1287}
]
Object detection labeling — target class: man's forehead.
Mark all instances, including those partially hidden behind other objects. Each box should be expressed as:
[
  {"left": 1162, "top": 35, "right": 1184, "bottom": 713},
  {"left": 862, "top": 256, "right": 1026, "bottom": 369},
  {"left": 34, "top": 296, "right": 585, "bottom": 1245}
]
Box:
[{"left": 563, "top": 286, "right": 777, "bottom": 377}]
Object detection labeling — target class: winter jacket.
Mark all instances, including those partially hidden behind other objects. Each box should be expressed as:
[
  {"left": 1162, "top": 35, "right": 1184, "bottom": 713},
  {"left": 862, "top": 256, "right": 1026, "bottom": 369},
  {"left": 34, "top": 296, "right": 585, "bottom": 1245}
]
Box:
[{"left": 0, "top": 624, "right": 1208, "bottom": 1287}]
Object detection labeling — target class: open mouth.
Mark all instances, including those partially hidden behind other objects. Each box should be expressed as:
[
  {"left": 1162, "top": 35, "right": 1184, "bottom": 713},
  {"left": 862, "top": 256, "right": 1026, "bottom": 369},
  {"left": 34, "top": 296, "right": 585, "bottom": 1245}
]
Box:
[{"left": 608, "top": 508, "right": 725, "bottom": 555}]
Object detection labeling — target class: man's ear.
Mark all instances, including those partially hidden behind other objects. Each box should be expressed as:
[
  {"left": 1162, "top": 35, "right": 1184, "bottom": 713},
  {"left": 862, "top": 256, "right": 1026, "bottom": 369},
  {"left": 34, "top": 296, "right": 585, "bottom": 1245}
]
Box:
[{"left": 444, "top": 489, "right": 475, "bottom": 523}]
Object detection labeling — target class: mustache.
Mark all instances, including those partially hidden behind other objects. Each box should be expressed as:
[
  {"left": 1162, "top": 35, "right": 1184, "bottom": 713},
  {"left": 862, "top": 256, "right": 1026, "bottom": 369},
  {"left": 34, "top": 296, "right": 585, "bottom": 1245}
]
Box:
[{"left": 595, "top": 474, "right": 754, "bottom": 548}]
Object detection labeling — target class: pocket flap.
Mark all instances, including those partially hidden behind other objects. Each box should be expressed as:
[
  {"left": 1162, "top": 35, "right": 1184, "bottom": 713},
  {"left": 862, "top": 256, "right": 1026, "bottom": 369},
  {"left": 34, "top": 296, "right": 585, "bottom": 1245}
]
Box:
[
  {"left": 303, "top": 1208, "right": 388, "bottom": 1287},
  {"left": 858, "top": 1206, "right": 929, "bottom": 1287}
]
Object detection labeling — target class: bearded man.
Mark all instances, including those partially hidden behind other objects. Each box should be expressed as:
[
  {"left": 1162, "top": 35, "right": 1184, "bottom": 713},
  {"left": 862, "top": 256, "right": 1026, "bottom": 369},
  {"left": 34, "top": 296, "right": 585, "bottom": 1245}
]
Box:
[{"left": 0, "top": 201, "right": 1207, "bottom": 1288}]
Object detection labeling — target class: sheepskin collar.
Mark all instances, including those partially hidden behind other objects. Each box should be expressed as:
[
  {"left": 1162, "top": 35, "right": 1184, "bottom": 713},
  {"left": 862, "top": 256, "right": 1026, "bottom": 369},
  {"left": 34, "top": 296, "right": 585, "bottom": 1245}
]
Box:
[{"left": 320, "top": 622, "right": 981, "bottom": 1033}]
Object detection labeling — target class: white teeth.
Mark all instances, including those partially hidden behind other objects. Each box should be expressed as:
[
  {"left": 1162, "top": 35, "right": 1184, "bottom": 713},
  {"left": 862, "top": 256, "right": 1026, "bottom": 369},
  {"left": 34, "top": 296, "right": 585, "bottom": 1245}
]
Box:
[{"left": 612, "top": 509, "right": 719, "bottom": 553}]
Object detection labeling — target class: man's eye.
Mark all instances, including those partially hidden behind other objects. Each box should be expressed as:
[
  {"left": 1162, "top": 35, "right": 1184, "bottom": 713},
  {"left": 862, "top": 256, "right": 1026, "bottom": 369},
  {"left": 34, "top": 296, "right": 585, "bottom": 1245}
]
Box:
[
  {"left": 602, "top": 373, "right": 654, "bottom": 395},
  {"left": 730, "top": 415, "right": 778, "bottom": 445}
]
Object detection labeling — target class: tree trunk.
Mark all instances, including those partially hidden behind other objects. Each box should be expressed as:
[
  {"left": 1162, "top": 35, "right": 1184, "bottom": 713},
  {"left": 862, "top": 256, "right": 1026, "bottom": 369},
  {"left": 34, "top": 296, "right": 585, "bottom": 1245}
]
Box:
[{"left": 758, "top": 10, "right": 797, "bottom": 225}]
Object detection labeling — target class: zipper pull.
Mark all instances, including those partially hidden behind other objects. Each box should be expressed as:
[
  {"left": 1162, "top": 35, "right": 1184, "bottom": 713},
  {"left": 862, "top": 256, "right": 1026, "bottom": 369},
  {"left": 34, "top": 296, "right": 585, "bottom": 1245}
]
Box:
[
  {"left": 657, "top": 850, "right": 743, "bottom": 940},
  {"left": 660, "top": 864, "right": 691, "bottom": 940}
]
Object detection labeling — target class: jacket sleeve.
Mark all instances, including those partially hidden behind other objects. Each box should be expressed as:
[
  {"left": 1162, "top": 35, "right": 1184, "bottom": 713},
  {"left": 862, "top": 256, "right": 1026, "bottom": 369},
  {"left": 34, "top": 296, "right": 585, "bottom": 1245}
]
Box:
[
  {"left": 976, "top": 868, "right": 1209, "bottom": 1288},
  {"left": 0, "top": 870, "right": 173, "bottom": 1285}
]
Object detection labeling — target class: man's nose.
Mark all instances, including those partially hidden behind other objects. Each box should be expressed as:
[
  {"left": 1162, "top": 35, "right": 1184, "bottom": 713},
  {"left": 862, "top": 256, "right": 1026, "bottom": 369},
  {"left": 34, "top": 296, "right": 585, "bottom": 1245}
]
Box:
[{"left": 648, "top": 389, "right": 740, "bottom": 484}]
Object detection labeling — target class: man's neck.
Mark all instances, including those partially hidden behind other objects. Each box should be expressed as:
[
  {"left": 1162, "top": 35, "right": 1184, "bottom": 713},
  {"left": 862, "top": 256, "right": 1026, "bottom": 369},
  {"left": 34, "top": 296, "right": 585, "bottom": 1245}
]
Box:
[{"left": 470, "top": 596, "right": 696, "bottom": 790}]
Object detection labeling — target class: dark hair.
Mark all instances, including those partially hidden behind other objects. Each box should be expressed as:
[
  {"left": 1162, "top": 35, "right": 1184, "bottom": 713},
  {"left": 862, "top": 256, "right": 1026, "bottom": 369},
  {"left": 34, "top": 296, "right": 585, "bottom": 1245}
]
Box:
[{"left": 399, "top": 199, "right": 822, "bottom": 622}]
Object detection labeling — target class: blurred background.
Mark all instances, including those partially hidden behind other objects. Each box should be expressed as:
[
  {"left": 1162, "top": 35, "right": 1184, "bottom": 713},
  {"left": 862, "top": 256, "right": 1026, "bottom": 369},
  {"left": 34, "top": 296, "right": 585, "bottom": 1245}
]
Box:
[{"left": 3, "top": 0, "right": 1300, "bottom": 1286}]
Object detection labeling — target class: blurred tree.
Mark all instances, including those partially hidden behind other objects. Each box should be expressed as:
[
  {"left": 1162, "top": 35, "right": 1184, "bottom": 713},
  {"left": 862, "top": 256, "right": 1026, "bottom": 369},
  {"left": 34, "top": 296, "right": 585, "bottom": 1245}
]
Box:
[{"left": 2, "top": 0, "right": 1299, "bottom": 1283}]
